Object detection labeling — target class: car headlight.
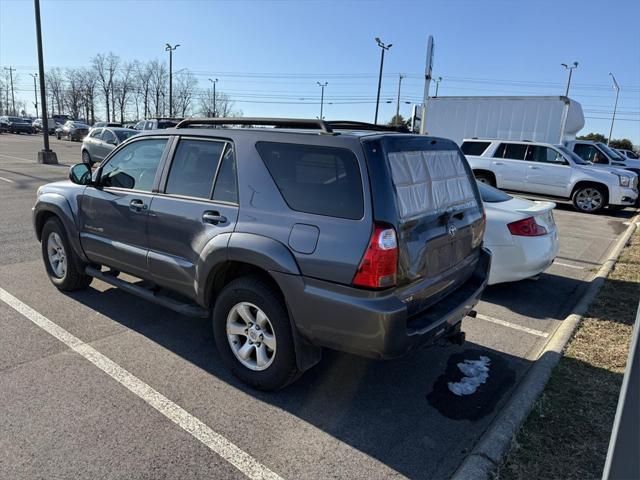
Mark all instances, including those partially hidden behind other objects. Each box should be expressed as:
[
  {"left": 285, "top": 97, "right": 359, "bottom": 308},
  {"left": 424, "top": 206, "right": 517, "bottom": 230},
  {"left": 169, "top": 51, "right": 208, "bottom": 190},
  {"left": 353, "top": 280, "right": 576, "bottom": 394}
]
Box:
[{"left": 616, "top": 174, "right": 631, "bottom": 187}]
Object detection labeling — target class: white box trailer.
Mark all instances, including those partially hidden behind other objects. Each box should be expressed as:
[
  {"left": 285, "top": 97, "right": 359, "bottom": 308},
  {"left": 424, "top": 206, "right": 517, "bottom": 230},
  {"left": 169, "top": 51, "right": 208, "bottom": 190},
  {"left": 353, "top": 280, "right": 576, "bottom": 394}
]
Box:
[{"left": 423, "top": 96, "right": 585, "bottom": 146}]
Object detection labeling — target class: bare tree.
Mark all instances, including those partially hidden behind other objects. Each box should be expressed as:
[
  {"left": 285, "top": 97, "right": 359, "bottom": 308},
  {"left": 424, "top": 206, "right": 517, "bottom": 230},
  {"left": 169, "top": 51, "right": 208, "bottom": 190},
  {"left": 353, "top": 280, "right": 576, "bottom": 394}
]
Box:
[
  {"left": 199, "top": 88, "right": 240, "bottom": 118},
  {"left": 136, "top": 61, "right": 153, "bottom": 119},
  {"left": 113, "top": 61, "right": 135, "bottom": 123},
  {"left": 173, "top": 71, "right": 198, "bottom": 117},
  {"left": 92, "top": 52, "right": 120, "bottom": 121},
  {"left": 64, "top": 68, "right": 85, "bottom": 120},
  {"left": 149, "top": 59, "right": 167, "bottom": 117},
  {"left": 80, "top": 68, "right": 98, "bottom": 124},
  {"left": 47, "top": 68, "right": 65, "bottom": 116}
]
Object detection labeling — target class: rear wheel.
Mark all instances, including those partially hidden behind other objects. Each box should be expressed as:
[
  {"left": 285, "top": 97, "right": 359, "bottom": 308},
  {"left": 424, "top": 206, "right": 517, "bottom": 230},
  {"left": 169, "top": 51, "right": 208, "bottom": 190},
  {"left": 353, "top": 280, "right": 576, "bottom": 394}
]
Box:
[
  {"left": 475, "top": 172, "right": 496, "bottom": 187},
  {"left": 213, "top": 276, "right": 301, "bottom": 390},
  {"left": 572, "top": 185, "right": 607, "bottom": 214},
  {"left": 41, "top": 218, "right": 92, "bottom": 291}
]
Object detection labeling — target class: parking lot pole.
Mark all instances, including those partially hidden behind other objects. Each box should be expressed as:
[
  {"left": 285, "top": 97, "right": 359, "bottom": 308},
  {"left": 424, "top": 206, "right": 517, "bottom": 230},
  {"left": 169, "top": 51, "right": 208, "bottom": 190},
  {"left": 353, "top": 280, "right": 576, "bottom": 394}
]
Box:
[
  {"left": 34, "top": 0, "right": 57, "bottom": 164},
  {"left": 607, "top": 73, "right": 620, "bottom": 146},
  {"left": 29, "top": 73, "right": 39, "bottom": 118}
]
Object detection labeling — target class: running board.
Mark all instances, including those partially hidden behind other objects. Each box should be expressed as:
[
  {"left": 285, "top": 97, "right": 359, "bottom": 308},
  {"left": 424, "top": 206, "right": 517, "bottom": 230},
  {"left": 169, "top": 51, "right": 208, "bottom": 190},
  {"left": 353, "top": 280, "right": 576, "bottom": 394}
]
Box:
[{"left": 85, "top": 266, "right": 209, "bottom": 318}]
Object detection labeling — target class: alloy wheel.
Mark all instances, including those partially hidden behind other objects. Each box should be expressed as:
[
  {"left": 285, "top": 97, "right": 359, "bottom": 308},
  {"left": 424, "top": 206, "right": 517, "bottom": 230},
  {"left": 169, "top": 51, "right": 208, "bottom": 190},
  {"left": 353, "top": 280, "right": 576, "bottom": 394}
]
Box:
[
  {"left": 226, "top": 302, "right": 276, "bottom": 371},
  {"left": 47, "top": 232, "right": 67, "bottom": 278},
  {"left": 575, "top": 188, "right": 603, "bottom": 212}
]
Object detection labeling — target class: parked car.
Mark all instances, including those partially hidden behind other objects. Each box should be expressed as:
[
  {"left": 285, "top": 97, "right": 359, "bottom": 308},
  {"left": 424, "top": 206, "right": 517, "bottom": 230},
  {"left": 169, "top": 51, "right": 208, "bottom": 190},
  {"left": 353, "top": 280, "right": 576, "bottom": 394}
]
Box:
[
  {"left": 33, "top": 118, "right": 490, "bottom": 390},
  {"left": 462, "top": 139, "right": 638, "bottom": 213},
  {"left": 566, "top": 140, "right": 640, "bottom": 174},
  {"left": 479, "top": 183, "right": 558, "bottom": 285},
  {"left": 0, "top": 116, "right": 34, "bottom": 134},
  {"left": 33, "top": 118, "right": 61, "bottom": 135},
  {"left": 93, "top": 122, "right": 123, "bottom": 128},
  {"left": 615, "top": 149, "right": 639, "bottom": 160},
  {"left": 81, "top": 127, "right": 139, "bottom": 165},
  {"left": 134, "top": 118, "right": 182, "bottom": 130},
  {"left": 56, "top": 120, "right": 90, "bottom": 141}
]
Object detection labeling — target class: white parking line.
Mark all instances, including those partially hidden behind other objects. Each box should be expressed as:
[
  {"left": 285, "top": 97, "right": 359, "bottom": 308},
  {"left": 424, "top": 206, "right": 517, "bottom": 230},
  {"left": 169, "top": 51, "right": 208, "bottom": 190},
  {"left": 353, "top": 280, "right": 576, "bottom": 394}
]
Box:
[
  {"left": 0, "top": 287, "right": 283, "bottom": 480},
  {"left": 475, "top": 313, "right": 549, "bottom": 338},
  {"left": 0, "top": 176, "right": 15, "bottom": 183},
  {"left": 0, "top": 153, "right": 32, "bottom": 162},
  {"left": 553, "top": 261, "right": 586, "bottom": 270}
]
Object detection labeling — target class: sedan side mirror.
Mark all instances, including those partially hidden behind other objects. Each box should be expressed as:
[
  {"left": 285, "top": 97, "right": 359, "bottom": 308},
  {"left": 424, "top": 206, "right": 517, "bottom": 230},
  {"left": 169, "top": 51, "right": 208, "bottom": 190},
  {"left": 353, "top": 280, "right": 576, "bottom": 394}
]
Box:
[{"left": 69, "top": 163, "right": 93, "bottom": 185}]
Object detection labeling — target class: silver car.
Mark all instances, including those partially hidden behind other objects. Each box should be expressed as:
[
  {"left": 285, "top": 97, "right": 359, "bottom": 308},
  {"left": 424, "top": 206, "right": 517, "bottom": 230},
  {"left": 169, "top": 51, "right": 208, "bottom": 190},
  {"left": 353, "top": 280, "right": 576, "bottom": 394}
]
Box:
[{"left": 81, "top": 127, "right": 139, "bottom": 166}]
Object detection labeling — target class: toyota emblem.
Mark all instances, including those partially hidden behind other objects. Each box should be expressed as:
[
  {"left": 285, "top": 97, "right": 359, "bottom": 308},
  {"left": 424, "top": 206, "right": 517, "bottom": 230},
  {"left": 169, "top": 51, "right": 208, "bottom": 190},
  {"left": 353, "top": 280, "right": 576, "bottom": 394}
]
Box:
[{"left": 447, "top": 224, "right": 457, "bottom": 237}]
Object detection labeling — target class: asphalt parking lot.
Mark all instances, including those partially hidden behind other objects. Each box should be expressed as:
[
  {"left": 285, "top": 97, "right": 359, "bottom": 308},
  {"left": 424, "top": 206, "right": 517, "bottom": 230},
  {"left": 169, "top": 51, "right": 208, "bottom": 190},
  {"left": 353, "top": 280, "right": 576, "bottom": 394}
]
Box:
[{"left": 1, "top": 132, "right": 637, "bottom": 479}]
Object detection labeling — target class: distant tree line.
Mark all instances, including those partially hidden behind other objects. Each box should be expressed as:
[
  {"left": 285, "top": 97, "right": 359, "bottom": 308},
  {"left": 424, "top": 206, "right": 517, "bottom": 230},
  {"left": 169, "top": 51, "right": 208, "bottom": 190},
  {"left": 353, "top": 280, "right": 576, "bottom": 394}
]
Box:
[
  {"left": 0, "top": 51, "right": 241, "bottom": 123},
  {"left": 577, "top": 132, "right": 635, "bottom": 152}
]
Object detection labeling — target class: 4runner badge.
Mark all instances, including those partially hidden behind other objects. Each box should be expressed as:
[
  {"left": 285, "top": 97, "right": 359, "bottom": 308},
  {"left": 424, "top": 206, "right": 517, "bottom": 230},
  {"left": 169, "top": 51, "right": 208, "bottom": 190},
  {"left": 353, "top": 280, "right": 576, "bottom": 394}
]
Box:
[{"left": 447, "top": 224, "right": 457, "bottom": 237}]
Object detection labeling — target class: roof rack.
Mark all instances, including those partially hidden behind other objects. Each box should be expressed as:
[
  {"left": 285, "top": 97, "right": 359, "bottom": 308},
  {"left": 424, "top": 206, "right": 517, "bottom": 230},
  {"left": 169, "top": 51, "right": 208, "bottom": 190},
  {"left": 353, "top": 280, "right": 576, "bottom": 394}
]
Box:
[
  {"left": 327, "top": 120, "right": 410, "bottom": 133},
  {"left": 175, "top": 117, "right": 334, "bottom": 134}
]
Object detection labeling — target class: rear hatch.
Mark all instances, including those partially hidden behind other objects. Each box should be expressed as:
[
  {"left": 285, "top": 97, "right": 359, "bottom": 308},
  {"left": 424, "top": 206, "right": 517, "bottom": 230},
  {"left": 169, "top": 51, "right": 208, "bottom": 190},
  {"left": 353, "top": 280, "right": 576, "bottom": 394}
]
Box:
[{"left": 362, "top": 135, "right": 485, "bottom": 314}]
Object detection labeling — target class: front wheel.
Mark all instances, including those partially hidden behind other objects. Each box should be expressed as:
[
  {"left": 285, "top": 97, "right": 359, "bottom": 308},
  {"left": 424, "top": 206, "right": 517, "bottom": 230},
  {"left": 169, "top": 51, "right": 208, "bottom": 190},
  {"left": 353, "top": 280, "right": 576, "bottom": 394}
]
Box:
[
  {"left": 213, "top": 276, "right": 302, "bottom": 391},
  {"left": 572, "top": 185, "right": 607, "bottom": 214},
  {"left": 41, "top": 217, "right": 92, "bottom": 291}
]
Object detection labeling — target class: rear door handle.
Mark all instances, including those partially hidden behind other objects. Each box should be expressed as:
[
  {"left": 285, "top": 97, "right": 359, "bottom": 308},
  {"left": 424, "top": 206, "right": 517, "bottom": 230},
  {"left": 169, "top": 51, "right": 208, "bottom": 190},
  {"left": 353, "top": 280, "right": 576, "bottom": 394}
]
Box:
[
  {"left": 129, "top": 199, "right": 147, "bottom": 212},
  {"left": 202, "top": 211, "right": 227, "bottom": 225}
]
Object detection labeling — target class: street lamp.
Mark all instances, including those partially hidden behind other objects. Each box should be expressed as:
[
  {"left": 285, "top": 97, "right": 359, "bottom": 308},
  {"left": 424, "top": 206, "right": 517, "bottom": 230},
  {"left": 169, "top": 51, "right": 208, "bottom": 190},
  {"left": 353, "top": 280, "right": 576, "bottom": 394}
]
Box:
[
  {"left": 317, "top": 81, "right": 328, "bottom": 119},
  {"left": 29, "top": 73, "right": 39, "bottom": 118},
  {"left": 434, "top": 76, "right": 443, "bottom": 97},
  {"left": 561, "top": 62, "right": 578, "bottom": 97},
  {"left": 374, "top": 37, "right": 392, "bottom": 124},
  {"left": 33, "top": 0, "right": 56, "bottom": 163},
  {"left": 208, "top": 78, "right": 218, "bottom": 117},
  {"left": 607, "top": 72, "right": 620, "bottom": 146},
  {"left": 165, "top": 43, "right": 180, "bottom": 117}
]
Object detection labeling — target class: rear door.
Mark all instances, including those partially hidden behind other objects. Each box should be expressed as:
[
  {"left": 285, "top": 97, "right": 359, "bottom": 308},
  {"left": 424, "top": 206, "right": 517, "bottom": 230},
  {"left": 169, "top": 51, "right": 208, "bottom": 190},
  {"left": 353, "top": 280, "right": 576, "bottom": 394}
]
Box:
[
  {"left": 489, "top": 143, "right": 527, "bottom": 190},
  {"left": 78, "top": 137, "right": 170, "bottom": 277},
  {"left": 146, "top": 138, "right": 239, "bottom": 299},
  {"left": 522, "top": 145, "right": 571, "bottom": 196},
  {"left": 97, "top": 129, "right": 118, "bottom": 162}
]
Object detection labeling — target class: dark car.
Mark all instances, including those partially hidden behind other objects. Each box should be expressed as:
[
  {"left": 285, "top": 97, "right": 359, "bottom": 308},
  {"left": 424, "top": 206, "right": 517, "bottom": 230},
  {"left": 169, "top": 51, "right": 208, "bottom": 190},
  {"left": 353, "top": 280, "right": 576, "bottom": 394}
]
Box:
[
  {"left": 56, "top": 120, "right": 90, "bottom": 141},
  {"left": 1, "top": 116, "right": 34, "bottom": 134},
  {"left": 93, "top": 121, "right": 123, "bottom": 128},
  {"left": 81, "top": 127, "right": 139, "bottom": 165},
  {"left": 133, "top": 117, "right": 182, "bottom": 130},
  {"left": 33, "top": 118, "right": 490, "bottom": 390}
]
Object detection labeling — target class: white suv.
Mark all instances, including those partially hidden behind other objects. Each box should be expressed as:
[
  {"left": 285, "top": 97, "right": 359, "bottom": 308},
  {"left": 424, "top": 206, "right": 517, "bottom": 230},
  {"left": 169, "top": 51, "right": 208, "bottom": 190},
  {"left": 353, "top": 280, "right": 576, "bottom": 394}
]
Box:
[{"left": 461, "top": 139, "right": 638, "bottom": 213}]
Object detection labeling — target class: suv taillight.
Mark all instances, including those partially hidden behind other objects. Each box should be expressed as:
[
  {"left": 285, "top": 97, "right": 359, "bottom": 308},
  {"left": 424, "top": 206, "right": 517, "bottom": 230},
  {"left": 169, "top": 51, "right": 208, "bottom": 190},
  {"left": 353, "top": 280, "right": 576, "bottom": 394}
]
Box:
[
  {"left": 353, "top": 224, "right": 398, "bottom": 289},
  {"left": 507, "top": 217, "right": 547, "bottom": 236}
]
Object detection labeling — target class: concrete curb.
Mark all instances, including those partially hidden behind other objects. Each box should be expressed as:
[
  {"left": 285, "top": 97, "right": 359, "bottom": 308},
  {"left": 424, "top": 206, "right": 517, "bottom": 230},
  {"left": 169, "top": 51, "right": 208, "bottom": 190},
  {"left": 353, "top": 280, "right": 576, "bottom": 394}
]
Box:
[{"left": 451, "top": 213, "right": 640, "bottom": 480}]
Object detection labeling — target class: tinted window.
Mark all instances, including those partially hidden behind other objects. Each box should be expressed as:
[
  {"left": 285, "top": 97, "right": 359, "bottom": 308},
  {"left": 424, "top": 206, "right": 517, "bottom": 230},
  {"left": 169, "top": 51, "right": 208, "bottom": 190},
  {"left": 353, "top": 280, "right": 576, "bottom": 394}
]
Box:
[
  {"left": 114, "top": 129, "right": 138, "bottom": 142},
  {"left": 157, "top": 120, "right": 178, "bottom": 129},
  {"left": 102, "top": 130, "right": 117, "bottom": 144},
  {"left": 165, "top": 139, "right": 225, "bottom": 199},
  {"left": 477, "top": 183, "right": 512, "bottom": 203},
  {"left": 461, "top": 141, "right": 491, "bottom": 156},
  {"left": 256, "top": 142, "right": 364, "bottom": 220},
  {"left": 100, "top": 138, "right": 167, "bottom": 191},
  {"left": 525, "top": 145, "right": 563, "bottom": 163},
  {"left": 212, "top": 145, "right": 238, "bottom": 203},
  {"left": 573, "top": 144, "right": 600, "bottom": 162},
  {"left": 495, "top": 143, "right": 528, "bottom": 160}
]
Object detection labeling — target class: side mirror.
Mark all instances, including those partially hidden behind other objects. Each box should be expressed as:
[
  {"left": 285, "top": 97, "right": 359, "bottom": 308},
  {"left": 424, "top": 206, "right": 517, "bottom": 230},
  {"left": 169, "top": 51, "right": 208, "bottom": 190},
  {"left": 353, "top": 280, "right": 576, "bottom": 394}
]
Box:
[{"left": 69, "top": 163, "right": 92, "bottom": 185}]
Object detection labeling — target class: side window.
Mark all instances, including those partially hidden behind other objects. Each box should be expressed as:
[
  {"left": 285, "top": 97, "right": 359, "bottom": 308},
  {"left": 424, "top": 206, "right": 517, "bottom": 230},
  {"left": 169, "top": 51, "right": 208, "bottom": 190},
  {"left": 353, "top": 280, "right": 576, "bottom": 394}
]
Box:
[
  {"left": 256, "top": 142, "right": 364, "bottom": 220},
  {"left": 460, "top": 141, "right": 491, "bottom": 156},
  {"left": 102, "top": 130, "right": 117, "bottom": 145},
  {"left": 145, "top": 121, "right": 155, "bottom": 130},
  {"left": 134, "top": 121, "right": 145, "bottom": 130},
  {"left": 500, "top": 143, "right": 528, "bottom": 160},
  {"left": 165, "top": 139, "right": 225, "bottom": 199},
  {"left": 212, "top": 145, "right": 238, "bottom": 203},
  {"left": 573, "top": 144, "right": 599, "bottom": 162},
  {"left": 89, "top": 128, "right": 102, "bottom": 139},
  {"left": 100, "top": 138, "right": 167, "bottom": 191},
  {"left": 525, "top": 146, "right": 563, "bottom": 163}
]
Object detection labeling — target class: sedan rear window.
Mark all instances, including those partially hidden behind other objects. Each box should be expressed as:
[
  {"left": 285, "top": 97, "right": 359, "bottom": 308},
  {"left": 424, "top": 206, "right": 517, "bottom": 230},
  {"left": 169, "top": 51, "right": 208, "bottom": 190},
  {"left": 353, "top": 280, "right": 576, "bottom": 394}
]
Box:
[{"left": 256, "top": 142, "right": 364, "bottom": 220}]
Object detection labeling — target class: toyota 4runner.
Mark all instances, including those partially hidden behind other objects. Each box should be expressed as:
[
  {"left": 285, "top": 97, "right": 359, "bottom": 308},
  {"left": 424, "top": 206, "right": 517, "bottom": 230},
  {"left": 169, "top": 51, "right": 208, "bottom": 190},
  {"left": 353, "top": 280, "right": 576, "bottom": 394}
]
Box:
[{"left": 34, "top": 118, "right": 490, "bottom": 390}]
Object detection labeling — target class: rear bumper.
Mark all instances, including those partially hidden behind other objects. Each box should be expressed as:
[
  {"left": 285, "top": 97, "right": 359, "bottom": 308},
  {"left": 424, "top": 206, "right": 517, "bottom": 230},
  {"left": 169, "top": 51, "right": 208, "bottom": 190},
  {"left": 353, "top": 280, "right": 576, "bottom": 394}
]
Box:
[{"left": 274, "top": 248, "right": 491, "bottom": 359}]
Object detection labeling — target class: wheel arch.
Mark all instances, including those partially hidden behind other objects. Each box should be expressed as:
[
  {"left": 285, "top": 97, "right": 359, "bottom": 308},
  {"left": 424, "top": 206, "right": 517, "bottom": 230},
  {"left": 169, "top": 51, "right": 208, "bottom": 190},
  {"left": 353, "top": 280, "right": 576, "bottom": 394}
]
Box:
[
  {"left": 34, "top": 196, "right": 89, "bottom": 264},
  {"left": 570, "top": 180, "right": 610, "bottom": 202},
  {"left": 473, "top": 169, "right": 497, "bottom": 186}
]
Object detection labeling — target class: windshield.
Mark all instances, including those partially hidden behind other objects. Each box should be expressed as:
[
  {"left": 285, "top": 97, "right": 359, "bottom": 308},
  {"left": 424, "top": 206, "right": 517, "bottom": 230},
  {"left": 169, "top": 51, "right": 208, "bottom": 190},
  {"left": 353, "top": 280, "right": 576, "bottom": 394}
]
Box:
[
  {"left": 72, "top": 122, "right": 88, "bottom": 128},
  {"left": 114, "top": 130, "right": 139, "bottom": 141},
  {"left": 597, "top": 142, "right": 626, "bottom": 161},
  {"left": 477, "top": 182, "right": 512, "bottom": 203},
  {"left": 556, "top": 145, "right": 589, "bottom": 165}
]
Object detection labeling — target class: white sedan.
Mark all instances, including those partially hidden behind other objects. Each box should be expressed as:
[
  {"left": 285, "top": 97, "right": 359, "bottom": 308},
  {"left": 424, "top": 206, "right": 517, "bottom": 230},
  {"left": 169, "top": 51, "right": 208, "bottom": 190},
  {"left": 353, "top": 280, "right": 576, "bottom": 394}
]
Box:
[{"left": 478, "top": 183, "right": 559, "bottom": 285}]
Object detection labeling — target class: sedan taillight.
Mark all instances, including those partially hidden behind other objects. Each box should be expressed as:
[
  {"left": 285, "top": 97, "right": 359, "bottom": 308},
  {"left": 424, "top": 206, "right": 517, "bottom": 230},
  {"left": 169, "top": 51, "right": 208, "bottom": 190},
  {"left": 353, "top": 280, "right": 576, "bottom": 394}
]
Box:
[{"left": 507, "top": 217, "right": 547, "bottom": 236}]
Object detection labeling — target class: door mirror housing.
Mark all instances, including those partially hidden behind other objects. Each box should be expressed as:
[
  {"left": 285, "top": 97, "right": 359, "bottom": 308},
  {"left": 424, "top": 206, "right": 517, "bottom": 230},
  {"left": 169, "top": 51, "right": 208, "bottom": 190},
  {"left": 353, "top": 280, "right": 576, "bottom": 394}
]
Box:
[{"left": 69, "top": 163, "right": 93, "bottom": 185}]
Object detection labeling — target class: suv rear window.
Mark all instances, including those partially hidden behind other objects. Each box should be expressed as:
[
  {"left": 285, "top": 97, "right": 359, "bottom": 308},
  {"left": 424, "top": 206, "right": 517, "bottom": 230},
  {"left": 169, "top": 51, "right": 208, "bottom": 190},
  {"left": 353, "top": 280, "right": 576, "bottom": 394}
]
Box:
[
  {"left": 460, "top": 141, "right": 491, "bottom": 156},
  {"left": 256, "top": 142, "right": 364, "bottom": 220}
]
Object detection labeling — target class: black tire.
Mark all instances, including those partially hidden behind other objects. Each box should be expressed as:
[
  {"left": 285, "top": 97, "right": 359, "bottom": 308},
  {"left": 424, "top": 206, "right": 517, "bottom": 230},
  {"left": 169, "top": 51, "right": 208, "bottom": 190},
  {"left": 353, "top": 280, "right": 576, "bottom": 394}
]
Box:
[
  {"left": 607, "top": 205, "right": 626, "bottom": 211},
  {"left": 572, "top": 185, "right": 607, "bottom": 214},
  {"left": 56, "top": 132, "right": 61, "bottom": 140},
  {"left": 475, "top": 172, "right": 496, "bottom": 187},
  {"left": 213, "top": 276, "right": 301, "bottom": 391},
  {"left": 82, "top": 150, "right": 92, "bottom": 166},
  {"left": 41, "top": 217, "right": 92, "bottom": 291}
]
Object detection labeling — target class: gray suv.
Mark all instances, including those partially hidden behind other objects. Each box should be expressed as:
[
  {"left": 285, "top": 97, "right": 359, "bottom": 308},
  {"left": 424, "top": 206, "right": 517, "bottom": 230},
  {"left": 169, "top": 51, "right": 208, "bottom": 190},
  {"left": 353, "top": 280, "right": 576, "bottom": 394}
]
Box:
[{"left": 33, "top": 118, "right": 490, "bottom": 390}]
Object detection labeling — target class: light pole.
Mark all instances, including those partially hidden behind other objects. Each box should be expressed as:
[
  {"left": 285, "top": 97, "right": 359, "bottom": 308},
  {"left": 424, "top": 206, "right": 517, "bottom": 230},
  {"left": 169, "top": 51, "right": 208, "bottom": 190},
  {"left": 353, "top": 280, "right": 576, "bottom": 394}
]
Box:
[
  {"left": 33, "top": 0, "right": 56, "bottom": 163},
  {"left": 394, "top": 74, "right": 404, "bottom": 125},
  {"left": 561, "top": 62, "right": 578, "bottom": 97},
  {"left": 4, "top": 67, "right": 16, "bottom": 115},
  {"left": 607, "top": 72, "right": 620, "bottom": 146},
  {"left": 165, "top": 43, "right": 180, "bottom": 117},
  {"left": 434, "top": 76, "right": 442, "bottom": 97},
  {"left": 208, "top": 78, "right": 218, "bottom": 117},
  {"left": 317, "top": 81, "right": 328, "bottom": 119},
  {"left": 29, "top": 73, "right": 39, "bottom": 118},
  {"left": 374, "top": 37, "right": 392, "bottom": 124}
]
